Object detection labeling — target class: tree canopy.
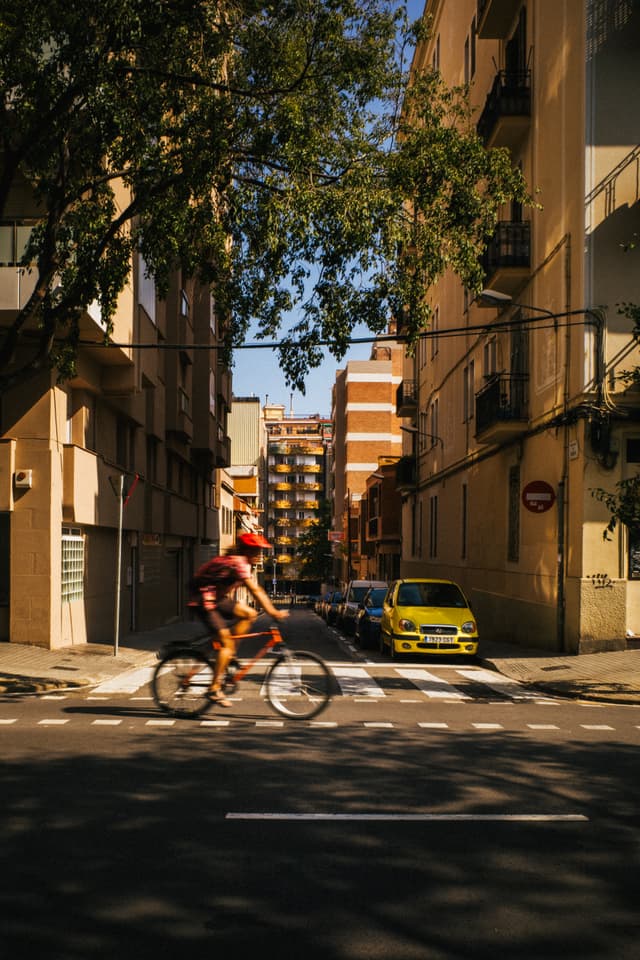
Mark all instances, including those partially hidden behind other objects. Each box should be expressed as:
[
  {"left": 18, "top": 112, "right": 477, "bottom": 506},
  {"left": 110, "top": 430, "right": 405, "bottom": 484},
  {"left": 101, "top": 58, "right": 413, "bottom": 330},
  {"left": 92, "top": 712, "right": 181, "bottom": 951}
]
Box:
[{"left": 0, "top": 0, "right": 528, "bottom": 393}]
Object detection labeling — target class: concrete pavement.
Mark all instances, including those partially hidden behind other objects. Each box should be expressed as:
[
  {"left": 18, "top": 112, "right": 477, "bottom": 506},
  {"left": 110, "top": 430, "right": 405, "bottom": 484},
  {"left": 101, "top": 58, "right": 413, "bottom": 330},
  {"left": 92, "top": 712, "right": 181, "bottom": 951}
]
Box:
[{"left": 1, "top": 616, "right": 640, "bottom": 704}]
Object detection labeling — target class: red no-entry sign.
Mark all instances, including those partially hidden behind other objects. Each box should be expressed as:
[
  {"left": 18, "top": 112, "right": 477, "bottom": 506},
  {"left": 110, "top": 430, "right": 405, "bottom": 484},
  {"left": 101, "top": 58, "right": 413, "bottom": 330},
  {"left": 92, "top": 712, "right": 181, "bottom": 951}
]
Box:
[{"left": 522, "top": 480, "right": 556, "bottom": 514}]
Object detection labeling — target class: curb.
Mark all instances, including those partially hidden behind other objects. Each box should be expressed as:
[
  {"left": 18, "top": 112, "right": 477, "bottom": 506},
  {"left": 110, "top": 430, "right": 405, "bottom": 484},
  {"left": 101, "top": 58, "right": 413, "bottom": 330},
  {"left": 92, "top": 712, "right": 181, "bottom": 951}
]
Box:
[{"left": 0, "top": 673, "right": 90, "bottom": 696}]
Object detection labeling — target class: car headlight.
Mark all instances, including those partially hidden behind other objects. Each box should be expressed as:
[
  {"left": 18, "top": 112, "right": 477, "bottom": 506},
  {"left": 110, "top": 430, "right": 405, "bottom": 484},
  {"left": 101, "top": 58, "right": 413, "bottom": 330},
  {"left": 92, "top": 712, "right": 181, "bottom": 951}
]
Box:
[
  {"left": 461, "top": 620, "right": 477, "bottom": 634},
  {"left": 398, "top": 618, "right": 416, "bottom": 632}
]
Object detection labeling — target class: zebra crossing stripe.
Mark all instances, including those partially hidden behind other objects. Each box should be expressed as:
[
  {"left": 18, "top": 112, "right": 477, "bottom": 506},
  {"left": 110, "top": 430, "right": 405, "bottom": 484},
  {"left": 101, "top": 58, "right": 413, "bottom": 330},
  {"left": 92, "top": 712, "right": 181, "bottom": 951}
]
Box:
[
  {"left": 395, "top": 668, "right": 470, "bottom": 700},
  {"left": 332, "top": 666, "right": 385, "bottom": 698},
  {"left": 92, "top": 666, "right": 155, "bottom": 694},
  {"left": 456, "top": 668, "right": 543, "bottom": 700}
]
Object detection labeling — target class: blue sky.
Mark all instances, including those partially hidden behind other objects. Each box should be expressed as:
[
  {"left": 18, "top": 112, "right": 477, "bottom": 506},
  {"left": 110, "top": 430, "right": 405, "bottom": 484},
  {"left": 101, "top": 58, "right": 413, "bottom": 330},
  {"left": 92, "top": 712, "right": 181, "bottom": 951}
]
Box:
[{"left": 231, "top": 1, "right": 425, "bottom": 417}]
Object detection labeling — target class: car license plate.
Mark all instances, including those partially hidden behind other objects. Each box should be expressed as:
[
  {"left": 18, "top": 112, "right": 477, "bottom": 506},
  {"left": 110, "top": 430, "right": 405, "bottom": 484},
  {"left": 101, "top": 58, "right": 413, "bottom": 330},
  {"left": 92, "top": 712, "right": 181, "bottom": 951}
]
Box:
[{"left": 422, "top": 636, "right": 456, "bottom": 646}]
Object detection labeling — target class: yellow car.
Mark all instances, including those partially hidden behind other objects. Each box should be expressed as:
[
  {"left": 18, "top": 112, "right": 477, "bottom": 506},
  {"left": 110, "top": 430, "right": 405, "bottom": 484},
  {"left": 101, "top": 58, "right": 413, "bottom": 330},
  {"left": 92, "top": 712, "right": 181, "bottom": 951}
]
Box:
[{"left": 379, "top": 578, "right": 479, "bottom": 658}]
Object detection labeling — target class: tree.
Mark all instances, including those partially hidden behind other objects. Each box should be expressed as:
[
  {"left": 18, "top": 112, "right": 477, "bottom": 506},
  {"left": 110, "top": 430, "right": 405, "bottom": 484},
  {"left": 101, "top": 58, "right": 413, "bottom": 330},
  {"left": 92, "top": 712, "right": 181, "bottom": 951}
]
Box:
[
  {"left": 296, "top": 499, "right": 333, "bottom": 581},
  {"left": 0, "top": 0, "right": 528, "bottom": 393}
]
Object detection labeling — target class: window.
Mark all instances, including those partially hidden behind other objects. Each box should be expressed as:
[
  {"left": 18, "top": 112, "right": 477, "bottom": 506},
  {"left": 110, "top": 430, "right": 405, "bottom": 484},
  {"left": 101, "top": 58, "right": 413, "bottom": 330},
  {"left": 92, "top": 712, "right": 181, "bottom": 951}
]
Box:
[
  {"left": 61, "top": 528, "right": 84, "bottom": 602},
  {"left": 463, "top": 361, "right": 475, "bottom": 422},
  {"left": 116, "top": 419, "right": 134, "bottom": 469},
  {"left": 508, "top": 466, "right": 520, "bottom": 562},
  {"left": 461, "top": 483, "right": 468, "bottom": 559},
  {"left": 137, "top": 253, "right": 156, "bottom": 324},
  {"left": 483, "top": 338, "right": 497, "bottom": 378},
  {"left": 430, "top": 398, "right": 439, "bottom": 448},
  {"left": 430, "top": 306, "right": 439, "bottom": 360},
  {"left": 429, "top": 496, "right": 438, "bottom": 558},
  {"left": 0, "top": 220, "right": 35, "bottom": 265},
  {"left": 432, "top": 34, "right": 440, "bottom": 72}
]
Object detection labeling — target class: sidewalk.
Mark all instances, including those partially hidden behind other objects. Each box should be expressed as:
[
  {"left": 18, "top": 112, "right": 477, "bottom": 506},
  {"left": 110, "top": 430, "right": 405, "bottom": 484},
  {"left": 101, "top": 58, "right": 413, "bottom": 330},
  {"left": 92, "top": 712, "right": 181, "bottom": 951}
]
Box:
[{"left": 2, "top": 621, "right": 640, "bottom": 703}]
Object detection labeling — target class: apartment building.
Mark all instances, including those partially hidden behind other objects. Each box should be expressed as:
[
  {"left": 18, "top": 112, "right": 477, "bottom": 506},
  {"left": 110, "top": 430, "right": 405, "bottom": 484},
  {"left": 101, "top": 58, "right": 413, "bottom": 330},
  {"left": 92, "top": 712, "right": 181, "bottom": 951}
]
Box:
[
  {"left": 263, "top": 403, "right": 332, "bottom": 592},
  {"left": 399, "top": 0, "right": 640, "bottom": 651},
  {"left": 0, "top": 243, "right": 232, "bottom": 649},
  {"left": 227, "top": 396, "right": 265, "bottom": 522},
  {"left": 332, "top": 336, "right": 404, "bottom": 582}
]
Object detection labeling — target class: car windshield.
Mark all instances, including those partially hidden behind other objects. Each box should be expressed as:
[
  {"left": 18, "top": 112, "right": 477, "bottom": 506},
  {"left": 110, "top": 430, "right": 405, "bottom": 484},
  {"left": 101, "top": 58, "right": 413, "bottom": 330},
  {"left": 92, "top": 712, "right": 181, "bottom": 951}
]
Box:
[
  {"left": 367, "top": 589, "right": 387, "bottom": 607},
  {"left": 397, "top": 582, "right": 467, "bottom": 608},
  {"left": 351, "top": 586, "right": 370, "bottom": 602}
]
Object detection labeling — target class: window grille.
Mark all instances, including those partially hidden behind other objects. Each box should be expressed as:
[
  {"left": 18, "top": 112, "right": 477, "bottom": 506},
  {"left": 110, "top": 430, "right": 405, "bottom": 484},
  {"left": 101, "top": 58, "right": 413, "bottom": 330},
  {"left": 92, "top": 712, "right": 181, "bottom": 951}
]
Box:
[{"left": 61, "top": 529, "right": 84, "bottom": 602}]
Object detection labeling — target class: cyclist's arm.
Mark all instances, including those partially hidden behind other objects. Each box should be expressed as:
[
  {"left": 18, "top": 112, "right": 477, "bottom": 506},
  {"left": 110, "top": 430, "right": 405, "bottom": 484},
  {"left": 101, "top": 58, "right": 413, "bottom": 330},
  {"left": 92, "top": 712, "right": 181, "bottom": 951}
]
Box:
[{"left": 244, "top": 578, "right": 289, "bottom": 620}]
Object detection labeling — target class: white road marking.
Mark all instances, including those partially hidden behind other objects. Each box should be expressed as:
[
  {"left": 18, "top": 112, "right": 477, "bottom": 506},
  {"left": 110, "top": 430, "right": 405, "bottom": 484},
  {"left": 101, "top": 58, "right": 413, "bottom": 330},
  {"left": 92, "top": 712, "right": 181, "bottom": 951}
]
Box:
[
  {"left": 38, "top": 719, "right": 69, "bottom": 725},
  {"left": 580, "top": 724, "right": 614, "bottom": 731},
  {"left": 92, "top": 719, "right": 123, "bottom": 726},
  {"left": 527, "top": 724, "right": 560, "bottom": 730},
  {"left": 472, "top": 723, "right": 503, "bottom": 730},
  {"left": 332, "top": 666, "right": 385, "bottom": 698},
  {"left": 418, "top": 722, "right": 449, "bottom": 729},
  {"left": 226, "top": 813, "right": 589, "bottom": 822},
  {"left": 92, "top": 666, "right": 155, "bottom": 694},
  {"left": 145, "top": 719, "right": 175, "bottom": 726},
  {"left": 395, "top": 668, "right": 469, "bottom": 700},
  {"left": 455, "top": 668, "right": 544, "bottom": 700},
  {"left": 0, "top": 718, "right": 17, "bottom": 724}
]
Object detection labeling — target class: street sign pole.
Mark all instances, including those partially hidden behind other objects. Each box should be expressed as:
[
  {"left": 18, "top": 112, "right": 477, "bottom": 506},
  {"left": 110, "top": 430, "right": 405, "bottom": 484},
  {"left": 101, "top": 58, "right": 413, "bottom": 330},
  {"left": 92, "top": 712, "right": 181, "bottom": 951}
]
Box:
[{"left": 114, "top": 474, "right": 124, "bottom": 657}]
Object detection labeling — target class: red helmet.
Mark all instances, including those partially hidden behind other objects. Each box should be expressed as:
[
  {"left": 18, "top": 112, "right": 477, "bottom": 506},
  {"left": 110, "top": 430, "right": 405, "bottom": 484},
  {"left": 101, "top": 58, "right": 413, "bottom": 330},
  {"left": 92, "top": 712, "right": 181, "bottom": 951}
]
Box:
[{"left": 238, "top": 532, "right": 271, "bottom": 550}]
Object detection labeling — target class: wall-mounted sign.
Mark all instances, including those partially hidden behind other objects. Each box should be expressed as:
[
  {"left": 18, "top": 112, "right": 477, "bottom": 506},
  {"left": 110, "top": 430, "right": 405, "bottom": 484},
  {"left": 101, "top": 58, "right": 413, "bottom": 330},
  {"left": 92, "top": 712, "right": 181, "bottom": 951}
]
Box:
[
  {"left": 522, "top": 480, "right": 556, "bottom": 514},
  {"left": 328, "top": 531, "right": 345, "bottom": 541}
]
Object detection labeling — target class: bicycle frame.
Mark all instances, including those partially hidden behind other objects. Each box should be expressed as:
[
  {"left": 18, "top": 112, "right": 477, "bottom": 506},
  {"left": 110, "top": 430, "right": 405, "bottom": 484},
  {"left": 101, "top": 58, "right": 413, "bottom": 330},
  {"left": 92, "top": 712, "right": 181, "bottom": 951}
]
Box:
[{"left": 211, "top": 626, "right": 284, "bottom": 685}]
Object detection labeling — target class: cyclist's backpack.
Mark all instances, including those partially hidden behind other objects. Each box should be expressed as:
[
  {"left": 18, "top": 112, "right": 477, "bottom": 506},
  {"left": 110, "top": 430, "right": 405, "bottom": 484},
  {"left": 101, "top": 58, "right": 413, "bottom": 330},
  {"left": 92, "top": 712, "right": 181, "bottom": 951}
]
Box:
[{"left": 188, "top": 555, "right": 238, "bottom": 605}]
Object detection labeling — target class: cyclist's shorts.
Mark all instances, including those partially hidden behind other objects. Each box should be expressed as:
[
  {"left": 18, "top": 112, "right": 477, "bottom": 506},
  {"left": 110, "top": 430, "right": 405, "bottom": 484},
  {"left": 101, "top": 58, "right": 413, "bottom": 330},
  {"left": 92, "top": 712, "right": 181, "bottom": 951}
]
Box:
[{"left": 195, "top": 598, "right": 237, "bottom": 633}]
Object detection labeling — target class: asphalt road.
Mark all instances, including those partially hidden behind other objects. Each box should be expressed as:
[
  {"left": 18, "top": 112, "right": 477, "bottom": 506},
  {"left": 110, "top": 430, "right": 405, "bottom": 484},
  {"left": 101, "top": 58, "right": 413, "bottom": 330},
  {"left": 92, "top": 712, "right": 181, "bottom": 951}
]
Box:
[{"left": 2, "top": 610, "right": 640, "bottom": 959}]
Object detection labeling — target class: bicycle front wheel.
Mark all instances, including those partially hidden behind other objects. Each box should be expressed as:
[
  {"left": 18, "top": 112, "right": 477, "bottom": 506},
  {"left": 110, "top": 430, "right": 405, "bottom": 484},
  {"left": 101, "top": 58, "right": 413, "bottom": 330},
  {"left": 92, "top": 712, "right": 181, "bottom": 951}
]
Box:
[
  {"left": 265, "top": 651, "right": 332, "bottom": 720},
  {"left": 151, "top": 649, "right": 214, "bottom": 719}
]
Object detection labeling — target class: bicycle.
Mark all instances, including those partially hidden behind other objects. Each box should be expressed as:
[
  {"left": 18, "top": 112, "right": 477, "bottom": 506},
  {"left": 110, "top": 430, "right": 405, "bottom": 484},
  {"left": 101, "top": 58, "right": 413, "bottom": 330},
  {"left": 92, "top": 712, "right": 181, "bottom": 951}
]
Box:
[{"left": 151, "top": 620, "right": 332, "bottom": 720}]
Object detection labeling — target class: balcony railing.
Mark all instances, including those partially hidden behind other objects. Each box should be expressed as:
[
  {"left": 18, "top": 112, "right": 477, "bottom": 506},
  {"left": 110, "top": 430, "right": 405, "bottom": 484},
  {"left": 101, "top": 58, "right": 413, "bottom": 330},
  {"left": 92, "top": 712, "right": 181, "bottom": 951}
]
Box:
[
  {"left": 475, "top": 373, "right": 529, "bottom": 442},
  {"left": 477, "top": 70, "right": 531, "bottom": 148},
  {"left": 481, "top": 221, "right": 530, "bottom": 291},
  {"left": 396, "top": 379, "right": 417, "bottom": 417}
]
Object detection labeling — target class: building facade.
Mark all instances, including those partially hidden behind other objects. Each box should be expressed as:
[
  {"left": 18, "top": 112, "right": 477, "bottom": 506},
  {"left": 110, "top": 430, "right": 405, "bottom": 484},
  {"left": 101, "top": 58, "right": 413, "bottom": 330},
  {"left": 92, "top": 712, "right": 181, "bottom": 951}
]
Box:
[
  {"left": 399, "top": 0, "right": 640, "bottom": 652},
  {"left": 332, "top": 337, "right": 404, "bottom": 583},
  {"left": 263, "top": 403, "right": 332, "bottom": 593},
  {"left": 0, "top": 244, "right": 232, "bottom": 648}
]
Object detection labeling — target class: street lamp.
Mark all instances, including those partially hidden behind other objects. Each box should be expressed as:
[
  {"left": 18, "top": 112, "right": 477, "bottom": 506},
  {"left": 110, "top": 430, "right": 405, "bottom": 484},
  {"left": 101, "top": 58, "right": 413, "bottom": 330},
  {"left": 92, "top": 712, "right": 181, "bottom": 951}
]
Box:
[{"left": 400, "top": 424, "right": 444, "bottom": 448}]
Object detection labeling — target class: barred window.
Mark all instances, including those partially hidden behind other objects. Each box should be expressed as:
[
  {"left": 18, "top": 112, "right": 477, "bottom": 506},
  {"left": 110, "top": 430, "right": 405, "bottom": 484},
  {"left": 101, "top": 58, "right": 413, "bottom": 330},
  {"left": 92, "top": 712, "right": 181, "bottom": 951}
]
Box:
[{"left": 61, "top": 529, "right": 84, "bottom": 602}]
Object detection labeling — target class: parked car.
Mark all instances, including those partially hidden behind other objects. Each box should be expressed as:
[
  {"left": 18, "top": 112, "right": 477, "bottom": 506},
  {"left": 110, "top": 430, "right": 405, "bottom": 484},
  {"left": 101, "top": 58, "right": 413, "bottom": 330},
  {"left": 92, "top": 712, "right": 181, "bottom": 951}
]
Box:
[
  {"left": 380, "top": 578, "right": 479, "bottom": 658},
  {"left": 316, "top": 592, "right": 331, "bottom": 617},
  {"left": 339, "top": 579, "right": 388, "bottom": 635},
  {"left": 326, "top": 590, "right": 344, "bottom": 626},
  {"left": 354, "top": 586, "right": 387, "bottom": 649}
]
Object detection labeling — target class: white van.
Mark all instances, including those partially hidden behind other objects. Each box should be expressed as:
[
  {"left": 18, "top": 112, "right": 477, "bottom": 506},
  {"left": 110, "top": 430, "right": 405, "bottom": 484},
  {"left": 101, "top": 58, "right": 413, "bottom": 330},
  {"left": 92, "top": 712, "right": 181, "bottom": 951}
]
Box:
[{"left": 339, "top": 579, "right": 388, "bottom": 635}]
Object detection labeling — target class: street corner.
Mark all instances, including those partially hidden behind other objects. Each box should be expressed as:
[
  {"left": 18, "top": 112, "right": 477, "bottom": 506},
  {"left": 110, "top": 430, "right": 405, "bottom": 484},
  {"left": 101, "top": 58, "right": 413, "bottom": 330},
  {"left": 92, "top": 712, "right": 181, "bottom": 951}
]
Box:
[{"left": 0, "top": 672, "right": 88, "bottom": 696}]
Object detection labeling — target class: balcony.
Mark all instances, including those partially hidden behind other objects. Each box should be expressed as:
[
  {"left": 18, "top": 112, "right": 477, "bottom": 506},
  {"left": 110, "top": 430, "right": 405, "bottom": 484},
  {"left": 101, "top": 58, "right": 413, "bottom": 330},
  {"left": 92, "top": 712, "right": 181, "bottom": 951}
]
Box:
[
  {"left": 477, "top": 71, "right": 531, "bottom": 151},
  {"left": 475, "top": 373, "right": 529, "bottom": 444},
  {"left": 215, "top": 433, "right": 231, "bottom": 468},
  {"left": 477, "top": 0, "right": 522, "bottom": 38},
  {"left": 396, "top": 379, "right": 417, "bottom": 417},
  {"left": 395, "top": 455, "right": 416, "bottom": 494},
  {"left": 481, "top": 221, "right": 530, "bottom": 296}
]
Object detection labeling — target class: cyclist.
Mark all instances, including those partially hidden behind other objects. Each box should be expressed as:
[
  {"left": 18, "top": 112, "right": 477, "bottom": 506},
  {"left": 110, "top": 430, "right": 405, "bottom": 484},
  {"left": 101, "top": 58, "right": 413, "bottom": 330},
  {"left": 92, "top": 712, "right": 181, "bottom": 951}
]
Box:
[{"left": 190, "top": 532, "right": 288, "bottom": 706}]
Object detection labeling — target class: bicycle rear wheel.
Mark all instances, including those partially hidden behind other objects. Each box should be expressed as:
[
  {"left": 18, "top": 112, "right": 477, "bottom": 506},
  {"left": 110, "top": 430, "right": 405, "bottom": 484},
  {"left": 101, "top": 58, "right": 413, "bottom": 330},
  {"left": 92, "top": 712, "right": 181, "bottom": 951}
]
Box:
[
  {"left": 265, "top": 650, "right": 332, "bottom": 720},
  {"left": 151, "top": 649, "right": 214, "bottom": 719}
]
